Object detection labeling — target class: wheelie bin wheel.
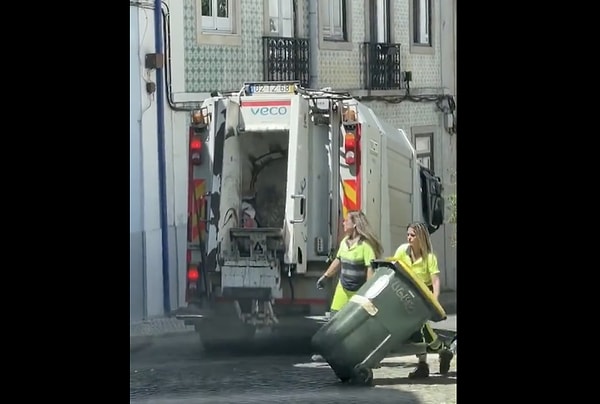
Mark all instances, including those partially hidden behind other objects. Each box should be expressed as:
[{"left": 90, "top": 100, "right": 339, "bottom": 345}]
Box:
[
  {"left": 351, "top": 366, "right": 373, "bottom": 386},
  {"left": 334, "top": 369, "right": 352, "bottom": 383}
]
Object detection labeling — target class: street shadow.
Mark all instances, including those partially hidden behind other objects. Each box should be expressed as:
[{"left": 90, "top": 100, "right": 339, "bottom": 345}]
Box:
[
  {"left": 133, "top": 359, "right": 429, "bottom": 403},
  {"left": 374, "top": 372, "right": 457, "bottom": 386},
  {"left": 195, "top": 335, "right": 316, "bottom": 358},
  {"left": 376, "top": 361, "right": 412, "bottom": 368},
  {"left": 432, "top": 329, "right": 456, "bottom": 340},
  {"left": 132, "top": 386, "right": 425, "bottom": 404}
]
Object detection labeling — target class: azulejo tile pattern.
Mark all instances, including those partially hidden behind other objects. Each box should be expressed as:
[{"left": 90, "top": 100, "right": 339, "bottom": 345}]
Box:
[
  {"left": 183, "top": 0, "right": 446, "bottom": 128},
  {"left": 184, "top": 0, "right": 264, "bottom": 93}
]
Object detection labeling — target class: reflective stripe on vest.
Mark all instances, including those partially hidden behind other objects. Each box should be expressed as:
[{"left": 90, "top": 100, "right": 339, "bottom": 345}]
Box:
[{"left": 340, "top": 258, "right": 366, "bottom": 290}]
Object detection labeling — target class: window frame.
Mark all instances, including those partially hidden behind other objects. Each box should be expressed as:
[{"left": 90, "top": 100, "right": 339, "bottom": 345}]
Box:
[
  {"left": 319, "top": 0, "right": 352, "bottom": 51},
  {"left": 409, "top": 0, "right": 434, "bottom": 55},
  {"left": 196, "top": 0, "right": 242, "bottom": 46},
  {"left": 374, "top": 0, "right": 391, "bottom": 43},
  {"left": 412, "top": 127, "right": 435, "bottom": 172},
  {"left": 323, "top": 0, "right": 345, "bottom": 40},
  {"left": 265, "top": 0, "right": 295, "bottom": 38},
  {"left": 201, "top": 0, "right": 232, "bottom": 32}
]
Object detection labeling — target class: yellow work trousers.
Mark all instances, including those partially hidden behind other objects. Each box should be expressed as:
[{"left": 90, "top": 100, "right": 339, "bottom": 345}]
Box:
[{"left": 330, "top": 281, "right": 357, "bottom": 312}]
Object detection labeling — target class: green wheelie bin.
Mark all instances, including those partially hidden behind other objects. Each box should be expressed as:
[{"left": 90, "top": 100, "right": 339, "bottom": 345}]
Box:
[{"left": 311, "top": 259, "right": 447, "bottom": 385}]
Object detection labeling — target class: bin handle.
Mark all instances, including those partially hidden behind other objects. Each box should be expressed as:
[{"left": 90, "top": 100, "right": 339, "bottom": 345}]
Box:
[
  {"left": 350, "top": 294, "right": 379, "bottom": 316},
  {"left": 371, "top": 259, "right": 403, "bottom": 275}
]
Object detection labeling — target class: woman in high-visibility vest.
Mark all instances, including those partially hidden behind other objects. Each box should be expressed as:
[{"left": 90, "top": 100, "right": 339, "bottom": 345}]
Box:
[
  {"left": 311, "top": 210, "right": 384, "bottom": 362},
  {"left": 392, "top": 222, "right": 454, "bottom": 378}
]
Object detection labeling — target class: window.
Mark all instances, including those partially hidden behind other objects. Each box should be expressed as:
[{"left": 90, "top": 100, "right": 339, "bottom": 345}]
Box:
[
  {"left": 201, "top": 0, "right": 232, "bottom": 32},
  {"left": 412, "top": 0, "right": 431, "bottom": 46},
  {"left": 414, "top": 132, "right": 434, "bottom": 171},
  {"left": 374, "top": 0, "right": 390, "bottom": 43},
  {"left": 196, "top": 0, "right": 241, "bottom": 46},
  {"left": 268, "top": 0, "right": 294, "bottom": 37},
  {"left": 319, "top": 0, "right": 351, "bottom": 51},
  {"left": 323, "top": 0, "right": 346, "bottom": 40},
  {"left": 409, "top": 0, "right": 432, "bottom": 54}
]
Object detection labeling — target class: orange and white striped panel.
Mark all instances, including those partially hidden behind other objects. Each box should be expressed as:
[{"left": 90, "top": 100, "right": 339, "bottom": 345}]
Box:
[
  {"left": 342, "top": 179, "right": 360, "bottom": 218},
  {"left": 190, "top": 179, "right": 206, "bottom": 243}
]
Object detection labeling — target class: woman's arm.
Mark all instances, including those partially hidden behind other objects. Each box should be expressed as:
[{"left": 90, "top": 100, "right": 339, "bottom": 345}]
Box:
[
  {"left": 364, "top": 242, "right": 377, "bottom": 280},
  {"left": 317, "top": 258, "right": 341, "bottom": 289},
  {"left": 427, "top": 253, "right": 441, "bottom": 300},
  {"left": 323, "top": 258, "right": 341, "bottom": 278},
  {"left": 366, "top": 266, "right": 374, "bottom": 280},
  {"left": 431, "top": 273, "right": 441, "bottom": 301}
]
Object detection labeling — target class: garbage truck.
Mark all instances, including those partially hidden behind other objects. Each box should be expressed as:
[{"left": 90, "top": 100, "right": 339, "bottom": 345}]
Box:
[{"left": 175, "top": 81, "right": 445, "bottom": 349}]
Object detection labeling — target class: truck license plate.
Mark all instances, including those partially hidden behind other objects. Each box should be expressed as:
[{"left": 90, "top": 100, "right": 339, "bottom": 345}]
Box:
[{"left": 246, "top": 83, "right": 295, "bottom": 95}]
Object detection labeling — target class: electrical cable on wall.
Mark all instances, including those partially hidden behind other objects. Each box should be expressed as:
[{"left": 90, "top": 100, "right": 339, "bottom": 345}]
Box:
[
  {"left": 160, "top": 2, "right": 199, "bottom": 112},
  {"left": 132, "top": 3, "right": 155, "bottom": 120},
  {"left": 132, "top": 0, "right": 457, "bottom": 131},
  {"left": 357, "top": 91, "right": 457, "bottom": 135},
  {"left": 130, "top": 1, "right": 153, "bottom": 9},
  {"left": 132, "top": 1, "right": 201, "bottom": 112}
]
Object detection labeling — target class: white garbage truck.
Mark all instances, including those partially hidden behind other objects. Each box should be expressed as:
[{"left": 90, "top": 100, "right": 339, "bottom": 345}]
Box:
[{"left": 176, "top": 81, "right": 445, "bottom": 349}]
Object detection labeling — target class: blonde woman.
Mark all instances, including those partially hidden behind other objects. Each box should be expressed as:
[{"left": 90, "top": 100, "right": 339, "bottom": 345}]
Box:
[
  {"left": 311, "top": 210, "right": 384, "bottom": 362},
  {"left": 393, "top": 222, "right": 454, "bottom": 378}
]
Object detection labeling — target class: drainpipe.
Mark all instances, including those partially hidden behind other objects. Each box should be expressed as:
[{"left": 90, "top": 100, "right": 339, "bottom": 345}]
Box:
[
  {"left": 308, "top": 0, "right": 319, "bottom": 88},
  {"left": 154, "top": 0, "right": 170, "bottom": 313}
]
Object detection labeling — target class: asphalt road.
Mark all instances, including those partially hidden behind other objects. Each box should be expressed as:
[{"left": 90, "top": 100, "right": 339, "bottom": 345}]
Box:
[{"left": 130, "top": 331, "right": 457, "bottom": 403}]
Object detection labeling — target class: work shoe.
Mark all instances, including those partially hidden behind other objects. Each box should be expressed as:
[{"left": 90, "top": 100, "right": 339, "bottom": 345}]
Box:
[
  {"left": 408, "top": 362, "right": 429, "bottom": 379},
  {"left": 311, "top": 354, "right": 325, "bottom": 362},
  {"left": 439, "top": 348, "right": 454, "bottom": 374}
]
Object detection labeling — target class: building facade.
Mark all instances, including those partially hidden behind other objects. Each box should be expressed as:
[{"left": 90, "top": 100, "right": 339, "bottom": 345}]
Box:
[{"left": 130, "top": 0, "right": 456, "bottom": 322}]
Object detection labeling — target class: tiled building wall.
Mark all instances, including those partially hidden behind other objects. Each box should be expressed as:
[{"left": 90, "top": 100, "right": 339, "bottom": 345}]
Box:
[
  {"left": 183, "top": 1, "right": 444, "bottom": 97},
  {"left": 390, "top": 0, "right": 442, "bottom": 89},
  {"left": 311, "top": 0, "right": 443, "bottom": 96},
  {"left": 317, "top": 0, "right": 364, "bottom": 89},
  {"left": 183, "top": 0, "right": 264, "bottom": 92},
  {"left": 367, "top": 101, "right": 439, "bottom": 131}
]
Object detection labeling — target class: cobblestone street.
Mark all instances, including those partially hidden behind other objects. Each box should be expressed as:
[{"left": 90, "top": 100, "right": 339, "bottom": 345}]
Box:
[{"left": 130, "top": 331, "right": 456, "bottom": 403}]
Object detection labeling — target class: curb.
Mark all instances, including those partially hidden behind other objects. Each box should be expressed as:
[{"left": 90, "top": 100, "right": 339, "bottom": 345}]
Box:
[{"left": 130, "top": 317, "right": 195, "bottom": 339}]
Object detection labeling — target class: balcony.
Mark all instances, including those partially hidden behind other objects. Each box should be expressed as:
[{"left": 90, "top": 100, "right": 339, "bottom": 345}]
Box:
[
  {"left": 361, "top": 42, "right": 403, "bottom": 91},
  {"left": 262, "top": 36, "right": 310, "bottom": 88}
]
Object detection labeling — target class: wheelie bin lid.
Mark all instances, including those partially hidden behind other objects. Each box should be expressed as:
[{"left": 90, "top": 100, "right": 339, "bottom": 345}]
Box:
[{"left": 371, "top": 259, "right": 447, "bottom": 322}]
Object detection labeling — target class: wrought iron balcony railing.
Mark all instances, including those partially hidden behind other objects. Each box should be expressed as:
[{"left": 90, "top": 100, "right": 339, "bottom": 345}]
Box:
[
  {"left": 262, "top": 36, "right": 310, "bottom": 88},
  {"left": 361, "top": 42, "right": 403, "bottom": 90}
]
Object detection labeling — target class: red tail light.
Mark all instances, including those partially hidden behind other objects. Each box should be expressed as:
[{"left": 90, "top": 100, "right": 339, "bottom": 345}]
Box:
[
  {"left": 187, "top": 267, "right": 200, "bottom": 282},
  {"left": 344, "top": 132, "right": 356, "bottom": 165},
  {"left": 185, "top": 266, "right": 200, "bottom": 303},
  {"left": 191, "top": 139, "right": 202, "bottom": 150},
  {"left": 190, "top": 135, "right": 203, "bottom": 165}
]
